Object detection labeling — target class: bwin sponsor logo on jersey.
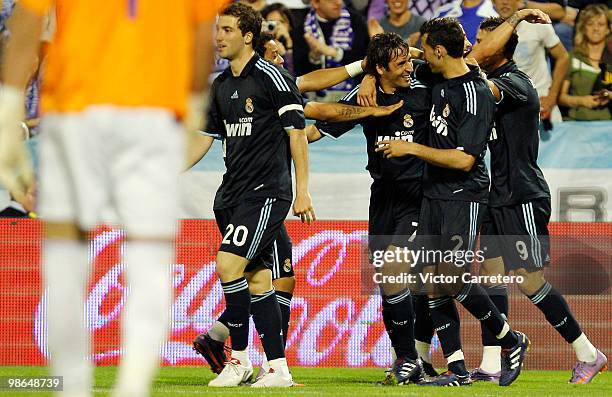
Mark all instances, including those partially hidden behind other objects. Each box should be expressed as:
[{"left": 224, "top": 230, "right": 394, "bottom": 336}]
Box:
[
  {"left": 430, "top": 106, "right": 448, "bottom": 136},
  {"left": 224, "top": 117, "right": 253, "bottom": 137},
  {"left": 377, "top": 130, "right": 414, "bottom": 144}
]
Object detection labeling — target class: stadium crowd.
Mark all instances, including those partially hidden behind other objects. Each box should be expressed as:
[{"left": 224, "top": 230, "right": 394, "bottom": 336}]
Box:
[
  {"left": 3, "top": 0, "right": 610, "bottom": 216},
  {"left": 0, "top": 0, "right": 610, "bottom": 394}
]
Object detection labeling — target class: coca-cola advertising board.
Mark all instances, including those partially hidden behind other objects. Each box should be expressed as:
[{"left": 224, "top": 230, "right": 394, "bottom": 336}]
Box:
[{"left": 1, "top": 219, "right": 610, "bottom": 370}]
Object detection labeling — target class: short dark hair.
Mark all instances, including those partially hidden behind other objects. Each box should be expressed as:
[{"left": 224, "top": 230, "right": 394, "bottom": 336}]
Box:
[
  {"left": 221, "top": 2, "right": 262, "bottom": 47},
  {"left": 420, "top": 17, "right": 465, "bottom": 58},
  {"left": 255, "top": 32, "right": 275, "bottom": 58},
  {"left": 365, "top": 33, "right": 410, "bottom": 76},
  {"left": 479, "top": 17, "right": 518, "bottom": 60},
  {"left": 261, "top": 3, "right": 295, "bottom": 32}
]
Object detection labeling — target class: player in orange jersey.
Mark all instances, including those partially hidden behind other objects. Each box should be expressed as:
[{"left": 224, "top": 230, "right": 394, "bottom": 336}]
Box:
[{"left": 0, "top": 1, "right": 223, "bottom": 396}]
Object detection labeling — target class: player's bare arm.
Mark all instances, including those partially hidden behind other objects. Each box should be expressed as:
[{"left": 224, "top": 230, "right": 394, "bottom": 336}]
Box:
[
  {"left": 185, "top": 134, "right": 215, "bottom": 170},
  {"left": 376, "top": 140, "right": 476, "bottom": 172},
  {"left": 304, "top": 124, "right": 323, "bottom": 143},
  {"left": 486, "top": 80, "right": 503, "bottom": 102},
  {"left": 0, "top": 4, "right": 41, "bottom": 209},
  {"left": 288, "top": 128, "right": 315, "bottom": 224},
  {"left": 469, "top": 9, "right": 551, "bottom": 64},
  {"left": 304, "top": 100, "right": 403, "bottom": 122},
  {"left": 297, "top": 59, "right": 366, "bottom": 93}
]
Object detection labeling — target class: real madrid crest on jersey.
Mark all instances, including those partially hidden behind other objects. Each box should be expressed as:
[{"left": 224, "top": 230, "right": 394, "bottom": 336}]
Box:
[
  {"left": 245, "top": 98, "right": 254, "bottom": 114},
  {"left": 283, "top": 258, "right": 292, "bottom": 273},
  {"left": 443, "top": 103, "right": 450, "bottom": 118},
  {"left": 403, "top": 114, "right": 414, "bottom": 128}
]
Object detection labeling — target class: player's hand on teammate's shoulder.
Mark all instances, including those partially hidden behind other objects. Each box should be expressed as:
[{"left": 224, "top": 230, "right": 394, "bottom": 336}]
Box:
[
  {"left": 375, "top": 139, "right": 414, "bottom": 159},
  {"left": 371, "top": 100, "right": 404, "bottom": 118},
  {"left": 293, "top": 191, "right": 316, "bottom": 224},
  {"left": 357, "top": 75, "right": 377, "bottom": 107}
]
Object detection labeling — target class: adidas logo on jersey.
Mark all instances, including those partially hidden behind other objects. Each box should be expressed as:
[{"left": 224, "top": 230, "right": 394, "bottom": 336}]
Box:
[
  {"left": 231, "top": 90, "right": 239, "bottom": 99},
  {"left": 224, "top": 118, "right": 253, "bottom": 137}
]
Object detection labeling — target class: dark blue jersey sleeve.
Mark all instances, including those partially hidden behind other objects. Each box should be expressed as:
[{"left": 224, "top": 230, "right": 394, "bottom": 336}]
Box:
[
  {"left": 202, "top": 80, "right": 224, "bottom": 140},
  {"left": 490, "top": 72, "right": 531, "bottom": 105},
  {"left": 256, "top": 59, "right": 306, "bottom": 131}
]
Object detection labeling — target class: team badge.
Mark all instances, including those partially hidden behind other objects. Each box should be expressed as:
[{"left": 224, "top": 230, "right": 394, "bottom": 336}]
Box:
[
  {"left": 443, "top": 103, "right": 451, "bottom": 118},
  {"left": 441, "top": 89, "right": 445, "bottom": 98},
  {"left": 283, "top": 258, "right": 292, "bottom": 273},
  {"left": 403, "top": 114, "right": 414, "bottom": 128},
  {"left": 245, "top": 98, "right": 254, "bottom": 114}
]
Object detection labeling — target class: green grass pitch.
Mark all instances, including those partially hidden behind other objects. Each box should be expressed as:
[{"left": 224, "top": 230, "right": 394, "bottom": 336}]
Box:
[{"left": 1, "top": 366, "right": 610, "bottom": 396}]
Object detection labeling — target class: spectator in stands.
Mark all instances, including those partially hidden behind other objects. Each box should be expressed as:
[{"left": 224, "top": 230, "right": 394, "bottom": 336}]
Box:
[
  {"left": 523, "top": 0, "right": 566, "bottom": 21},
  {"left": 522, "top": 1, "right": 569, "bottom": 50},
  {"left": 238, "top": 0, "right": 269, "bottom": 12},
  {"left": 293, "top": 0, "right": 369, "bottom": 94},
  {"left": 432, "top": 0, "right": 499, "bottom": 44},
  {"left": 346, "top": 0, "right": 370, "bottom": 17},
  {"left": 559, "top": 4, "right": 611, "bottom": 120},
  {"left": 274, "top": 1, "right": 311, "bottom": 40},
  {"left": 368, "top": 0, "right": 427, "bottom": 45},
  {"left": 494, "top": 0, "right": 570, "bottom": 125},
  {"left": 368, "top": 0, "right": 453, "bottom": 20},
  {"left": 262, "top": 3, "right": 296, "bottom": 74}
]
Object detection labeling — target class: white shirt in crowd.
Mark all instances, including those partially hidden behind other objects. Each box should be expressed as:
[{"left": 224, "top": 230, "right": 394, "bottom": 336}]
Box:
[{"left": 513, "top": 21, "right": 563, "bottom": 122}]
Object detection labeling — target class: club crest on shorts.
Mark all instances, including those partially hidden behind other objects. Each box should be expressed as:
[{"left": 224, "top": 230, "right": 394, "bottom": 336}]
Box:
[
  {"left": 403, "top": 114, "right": 414, "bottom": 128},
  {"left": 443, "top": 103, "right": 451, "bottom": 118},
  {"left": 245, "top": 98, "right": 254, "bottom": 114},
  {"left": 283, "top": 258, "right": 292, "bottom": 273}
]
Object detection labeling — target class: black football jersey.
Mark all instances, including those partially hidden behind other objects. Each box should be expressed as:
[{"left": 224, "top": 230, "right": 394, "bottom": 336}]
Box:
[
  {"left": 487, "top": 61, "right": 550, "bottom": 207},
  {"left": 314, "top": 76, "right": 431, "bottom": 182},
  {"left": 422, "top": 67, "right": 494, "bottom": 203},
  {"left": 204, "top": 54, "right": 306, "bottom": 209}
]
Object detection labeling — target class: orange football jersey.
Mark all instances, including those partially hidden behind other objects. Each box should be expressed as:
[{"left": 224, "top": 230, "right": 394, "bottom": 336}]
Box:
[{"left": 20, "top": 0, "right": 227, "bottom": 116}]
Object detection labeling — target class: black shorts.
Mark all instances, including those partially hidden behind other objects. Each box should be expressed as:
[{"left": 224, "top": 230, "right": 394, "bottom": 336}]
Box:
[
  {"left": 481, "top": 198, "right": 551, "bottom": 270},
  {"left": 368, "top": 179, "right": 421, "bottom": 253},
  {"left": 417, "top": 197, "right": 485, "bottom": 268},
  {"left": 271, "top": 224, "right": 294, "bottom": 279},
  {"left": 214, "top": 197, "right": 291, "bottom": 273}
]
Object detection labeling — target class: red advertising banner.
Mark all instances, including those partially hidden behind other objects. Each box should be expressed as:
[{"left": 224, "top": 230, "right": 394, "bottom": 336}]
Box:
[{"left": 0, "top": 219, "right": 610, "bottom": 369}]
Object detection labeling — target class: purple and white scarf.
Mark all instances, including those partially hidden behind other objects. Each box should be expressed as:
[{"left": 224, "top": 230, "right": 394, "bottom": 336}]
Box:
[{"left": 304, "top": 6, "right": 354, "bottom": 91}]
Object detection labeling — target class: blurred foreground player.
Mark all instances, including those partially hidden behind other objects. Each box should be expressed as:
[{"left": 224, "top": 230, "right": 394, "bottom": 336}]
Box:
[
  {"left": 469, "top": 14, "right": 608, "bottom": 384},
  {"left": 0, "top": 1, "right": 216, "bottom": 396},
  {"left": 196, "top": 3, "right": 314, "bottom": 387}
]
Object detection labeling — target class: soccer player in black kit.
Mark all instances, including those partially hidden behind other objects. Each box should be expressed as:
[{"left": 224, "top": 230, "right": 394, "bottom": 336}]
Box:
[
  {"left": 195, "top": 3, "right": 314, "bottom": 388},
  {"left": 466, "top": 14, "right": 608, "bottom": 384},
  {"left": 188, "top": 30, "right": 402, "bottom": 380},
  {"left": 377, "top": 18, "right": 529, "bottom": 386},
  {"left": 306, "top": 33, "right": 432, "bottom": 385}
]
